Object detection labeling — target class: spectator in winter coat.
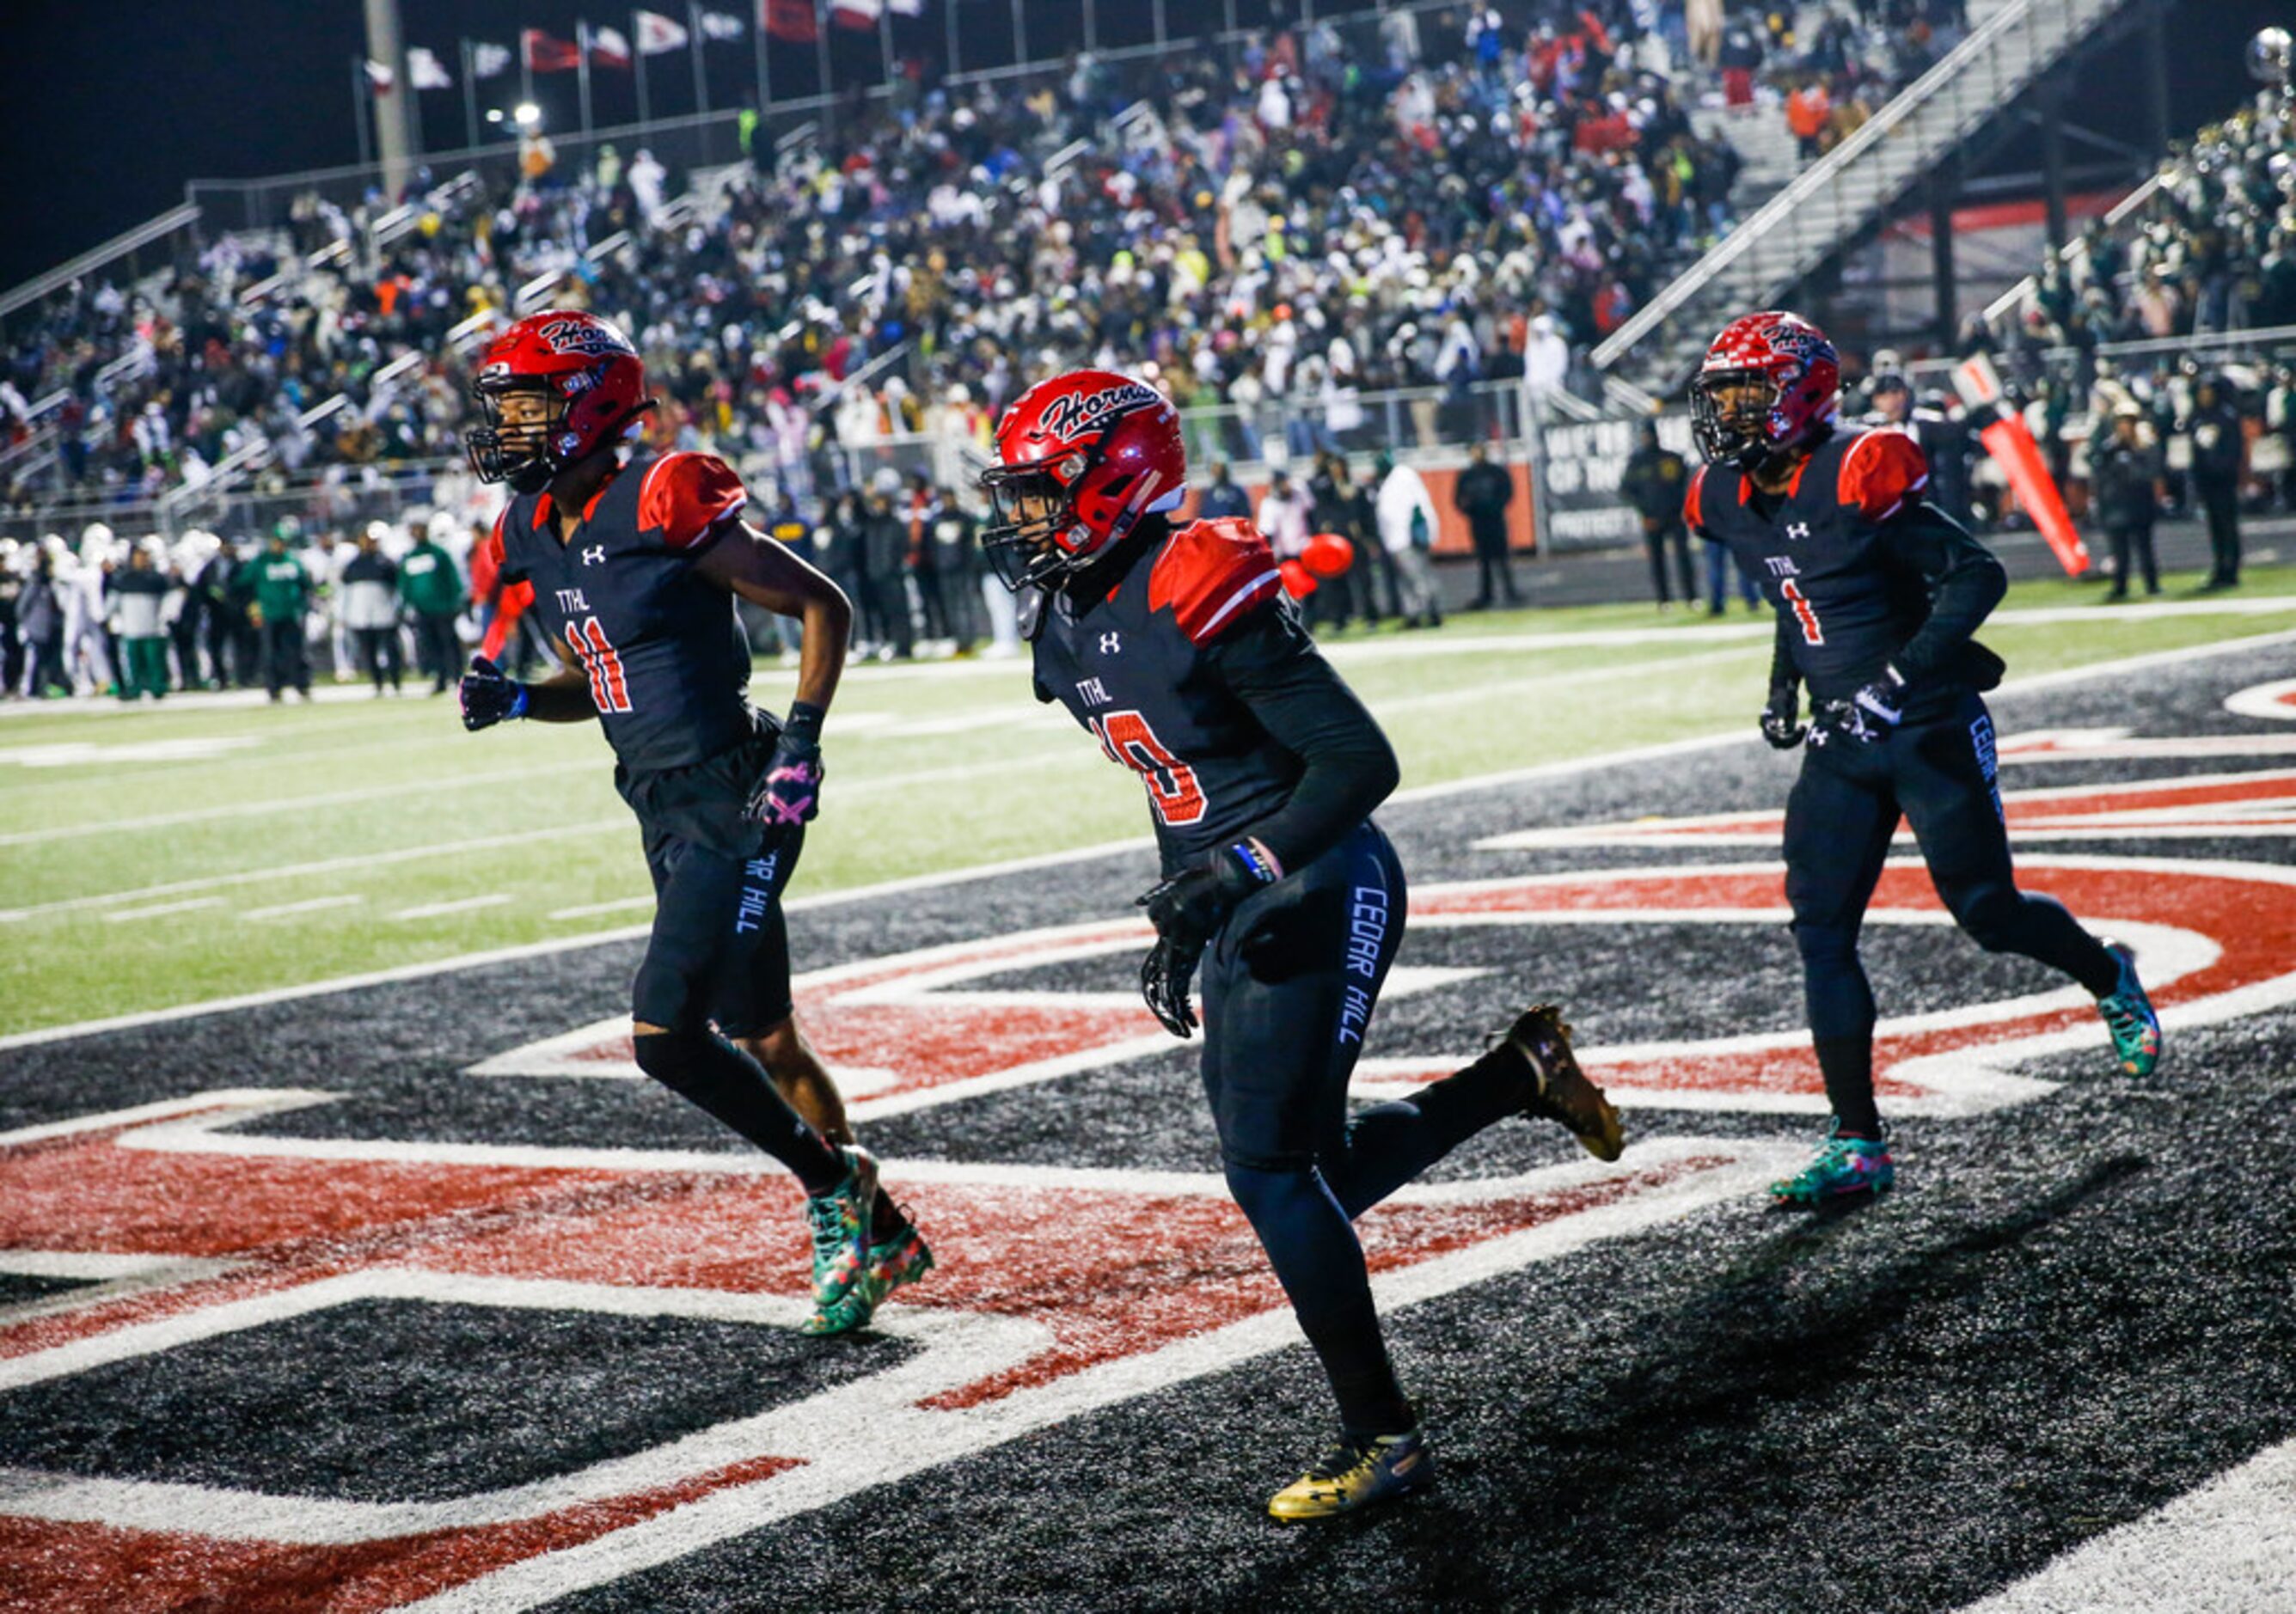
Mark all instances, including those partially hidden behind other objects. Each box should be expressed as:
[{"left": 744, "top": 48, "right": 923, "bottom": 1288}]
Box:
[
  {"left": 1198, "top": 462, "right": 1252, "bottom": 523},
  {"left": 1255, "top": 468, "right": 1315, "bottom": 564},
  {"left": 108, "top": 546, "right": 173, "bottom": 700},
  {"left": 248, "top": 535, "right": 314, "bottom": 702},
  {"left": 340, "top": 527, "right": 404, "bottom": 694},
  {"left": 398, "top": 518, "right": 466, "bottom": 694},
  {"left": 2091, "top": 406, "right": 2164, "bottom": 600},
  {"left": 1619, "top": 423, "right": 1696, "bottom": 610},
  {"left": 2186, "top": 376, "right": 2246, "bottom": 589},
  {"left": 1375, "top": 453, "right": 1443, "bottom": 629},
  {"left": 1453, "top": 443, "right": 1521, "bottom": 608},
  {"left": 14, "top": 553, "right": 66, "bottom": 698}
]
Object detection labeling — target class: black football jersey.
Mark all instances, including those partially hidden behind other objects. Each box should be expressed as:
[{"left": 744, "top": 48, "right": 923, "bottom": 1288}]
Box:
[
  {"left": 495, "top": 450, "right": 756, "bottom": 772},
  {"left": 1687, "top": 427, "right": 1998, "bottom": 707},
  {"left": 1032, "top": 518, "right": 1306, "bottom": 870}
]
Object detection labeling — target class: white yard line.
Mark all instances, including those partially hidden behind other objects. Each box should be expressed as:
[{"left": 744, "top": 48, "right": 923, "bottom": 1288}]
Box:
[
  {"left": 98, "top": 898, "right": 225, "bottom": 925},
  {"left": 389, "top": 894, "right": 512, "bottom": 921},
  {"left": 242, "top": 895, "right": 364, "bottom": 922},
  {"left": 1956, "top": 1436, "right": 2296, "bottom": 1613},
  {"left": 4, "top": 627, "right": 2293, "bottom": 1051},
  {"left": 547, "top": 896, "right": 655, "bottom": 920},
  {"left": 0, "top": 760, "right": 603, "bottom": 848},
  {"left": 0, "top": 822, "right": 633, "bottom": 926}
]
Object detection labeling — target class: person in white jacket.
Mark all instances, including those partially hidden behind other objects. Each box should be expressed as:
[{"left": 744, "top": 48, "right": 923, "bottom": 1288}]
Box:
[
  {"left": 1375, "top": 454, "right": 1443, "bottom": 629},
  {"left": 64, "top": 524, "right": 118, "bottom": 695}
]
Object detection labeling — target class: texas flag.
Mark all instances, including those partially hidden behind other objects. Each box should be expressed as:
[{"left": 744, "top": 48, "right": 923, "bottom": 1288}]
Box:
[
  {"left": 830, "top": 0, "right": 882, "bottom": 28},
  {"left": 583, "top": 24, "right": 634, "bottom": 67}
]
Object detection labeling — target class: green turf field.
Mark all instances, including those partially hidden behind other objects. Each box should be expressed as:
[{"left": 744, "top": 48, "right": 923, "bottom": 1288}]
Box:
[{"left": 5, "top": 565, "right": 2294, "bottom": 1037}]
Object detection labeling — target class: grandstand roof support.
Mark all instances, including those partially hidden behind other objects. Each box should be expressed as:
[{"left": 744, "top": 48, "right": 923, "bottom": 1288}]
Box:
[
  {"left": 1930, "top": 160, "right": 1962, "bottom": 352},
  {"left": 2039, "top": 80, "right": 2070, "bottom": 250},
  {"left": 363, "top": 0, "right": 413, "bottom": 197},
  {"left": 2143, "top": 3, "right": 2170, "bottom": 155}
]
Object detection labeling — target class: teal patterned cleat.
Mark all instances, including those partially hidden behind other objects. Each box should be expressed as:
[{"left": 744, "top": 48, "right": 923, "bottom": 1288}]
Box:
[
  {"left": 1769, "top": 1122, "right": 1895, "bottom": 1207},
  {"left": 863, "top": 1217, "right": 935, "bottom": 1309},
  {"left": 2097, "top": 939, "right": 2163, "bottom": 1078},
  {"left": 800, "top": 1146, "right": 879, "bottom": 1336}
]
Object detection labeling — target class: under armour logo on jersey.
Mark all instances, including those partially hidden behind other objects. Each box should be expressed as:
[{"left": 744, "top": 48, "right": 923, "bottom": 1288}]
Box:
[
  {"left": 582, "top": 546, "right": 606, "bottom": 566},
  {"left": 1099, "top": 633, "right": 1121, "bottom": 654},
  {"left": 1786, "top": 522, "right": 1811, "bottom": 541}
]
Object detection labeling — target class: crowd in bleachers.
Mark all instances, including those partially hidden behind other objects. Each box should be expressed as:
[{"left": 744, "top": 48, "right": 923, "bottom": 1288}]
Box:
[{"left": 3, "top": 0, "right": 1760, "bottom": 529}]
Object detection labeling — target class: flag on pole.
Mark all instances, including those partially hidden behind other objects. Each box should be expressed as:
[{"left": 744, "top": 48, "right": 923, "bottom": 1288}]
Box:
[
  {"left": 364, "top": 58, "right": 396, "bottom": 92},
  {"left": 469, "top": 40, "right": 513, "bottom": 78},
  {"left": 697, "top": 9, "right": 745, "bottom": 40},
  {"left": 830, "top": 0, "right": 883, "bottom": 28},
  {"left": 523, "top": 29, "right": 583, "bottom": 71},
  {"left": 887, "top": 0, "right": 924, "bottom": 15},
  {"left": 584, "top": 24, "right": 634, "bottom": 66},
  {"left": 762, "top": 0, "right": 818, "bottom": 43},
  {"left": 634, "top": 10, "right": 690, "bottom": 52},
  {"left": 407, "top": 46, "right": 455, "bottom": 89}
]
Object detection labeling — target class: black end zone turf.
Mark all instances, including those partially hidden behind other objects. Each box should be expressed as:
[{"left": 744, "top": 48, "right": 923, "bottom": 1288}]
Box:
[{"left": 0, "top": 1299, "right": 915, "bottom": 1503}]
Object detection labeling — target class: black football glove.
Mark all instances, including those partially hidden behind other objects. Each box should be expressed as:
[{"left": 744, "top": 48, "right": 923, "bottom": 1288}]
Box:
[
  {"left": 1810, "top": 668, "right": 1907, "bottom": 748},
  {"left": 746, "top": 701, "right": 827, "bottom": 828},
  {"left": 458, "top": 654, "right": 528, "bottom": 731},
  {"left": 1134, "top": 840, "right": 1283, "bottom": 1037},
  {"left": 1760, "top": 682, "right": 1805, "bottom": 750},
  {"left": 1140, "top": 933, "right": 1206, "bottom": 1039}
]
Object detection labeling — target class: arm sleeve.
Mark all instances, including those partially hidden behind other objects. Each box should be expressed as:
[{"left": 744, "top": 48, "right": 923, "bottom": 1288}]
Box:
[
  {"left": 1879, "top": 501, "right": 2008, "bottom": 683},
  {"left": 1769, "top": 606, "right": 1799, "bottom": 694},
  {"left": 1203, "top": 607, "right": 1400, "bottom": 872}
]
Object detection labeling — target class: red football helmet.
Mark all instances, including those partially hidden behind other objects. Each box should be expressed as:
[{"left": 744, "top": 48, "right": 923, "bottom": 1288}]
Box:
[
  {"left": 1689, "top": 310, "right": 1840, "bottom": 470},
  {"left": 978, "top": 370, "right": 1187, "bottom": 590},
  {"left": 465, "top": 309, "right": 653, "bottom": 492}
]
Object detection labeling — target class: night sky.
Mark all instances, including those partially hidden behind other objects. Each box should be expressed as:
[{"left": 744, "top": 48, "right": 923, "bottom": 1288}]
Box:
[{"left": 3, "top": 0, "right": 2285, "bottom": 290}]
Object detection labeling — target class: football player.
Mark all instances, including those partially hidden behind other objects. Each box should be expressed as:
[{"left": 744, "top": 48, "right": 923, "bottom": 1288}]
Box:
[
  {"left": 978, "top": 370, "right": 1624, "bottom": 1521},
  {"left": 456, "top": 309, "right": 930, "bottom": 1333},
  {"left": 1684, "top": 311, "right": 2163, "bottom": 1207}
]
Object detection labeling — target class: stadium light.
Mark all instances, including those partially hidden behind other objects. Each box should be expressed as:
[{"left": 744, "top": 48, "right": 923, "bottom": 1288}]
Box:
[
  {"left": 486, "top": 108, "right": 505, "bottom": 125},
  {"left": 513, "top": 101, "right": 542, "bottom": 131}
]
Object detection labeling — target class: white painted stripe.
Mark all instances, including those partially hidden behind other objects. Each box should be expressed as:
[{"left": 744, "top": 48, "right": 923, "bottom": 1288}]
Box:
[
  {"left": 2225, "top": 676, "right": 2296, "bottom": 723},
  {"left": 0, "top": 749, "right": 1092, "bottom": 928},
  {"left": 389, "top": 894, "right": 513, "bottom": 921},
  {"left": 99, "top": 898, "right": 225, "bottom": 925},
  {"left": 1196, "top": 568, "right": 1283, "bottom": 636},
  {"left": 0, "top": 822, "right": 628, "bottom": 926},
  {"left": 1956, "top": 1437, "right": 2296, "bottom": 1613},
  {"left": 242, "top": 895, "right": 365, "bottom": 922},
  {"left": 4, "top": 627, "right": 2291, "bottom": 1053},
  {"left": 395, "top": 1139, "right": 1799, "bottom": 1613},
  {"left": 548, "top": 896, "right": 655, "bottom": 920},
  {"left": 0, "top": 760, "right": 601, "bottom": 848}
]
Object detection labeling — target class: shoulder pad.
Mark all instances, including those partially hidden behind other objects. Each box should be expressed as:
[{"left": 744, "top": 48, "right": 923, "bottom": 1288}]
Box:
[
  {"left": 1684, "top": 463, "right": 1710, "bottom": 531},
  {"left": 639, "top": 452, "right": 748, "bottom": 550},
  {"left": 1836, "top": 428, "right": 1930, "bottom": 523},
  {"left": 1148, "top": 518, "right": 1283, "bottom": 645}
]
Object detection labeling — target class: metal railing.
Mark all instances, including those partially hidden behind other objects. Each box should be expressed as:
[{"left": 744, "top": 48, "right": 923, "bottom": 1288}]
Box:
[
  {"left": 1976, "top": 170, "right": 2163, "bottom": 328},
  {"left": 0, "top": 204, "right": 203, "bottom": 324},
  {"left": 1593, "top": 0, "right": 2132, "bottom": 387}
]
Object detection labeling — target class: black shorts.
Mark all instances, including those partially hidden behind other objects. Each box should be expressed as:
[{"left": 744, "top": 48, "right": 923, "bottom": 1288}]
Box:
[
  {"left": 1785, "top": 689, "right": 2011, "bottom": 937},
  {"left": 619, "top": 722, "right": 800, "bottom": 1038},
  {"left": 1199, "top": 821, "right": 1407, "bottom": 1171}
]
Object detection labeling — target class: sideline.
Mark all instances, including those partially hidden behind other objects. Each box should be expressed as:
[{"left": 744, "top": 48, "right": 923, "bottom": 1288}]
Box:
[{"left": 4, "top": 626, "right": 2293, "bottom": 1055}]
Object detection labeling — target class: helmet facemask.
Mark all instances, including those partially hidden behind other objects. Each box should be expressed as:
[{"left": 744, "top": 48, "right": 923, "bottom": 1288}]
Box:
[
  {"left": 978, "top": 452, "right": 1099, "bottom": 590},
  {"left": 467, "top": 377, "right": 569, "bottom": 493},
  {"left": 1690, "top": 367, "right": 1783, "bottom": 471}
]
